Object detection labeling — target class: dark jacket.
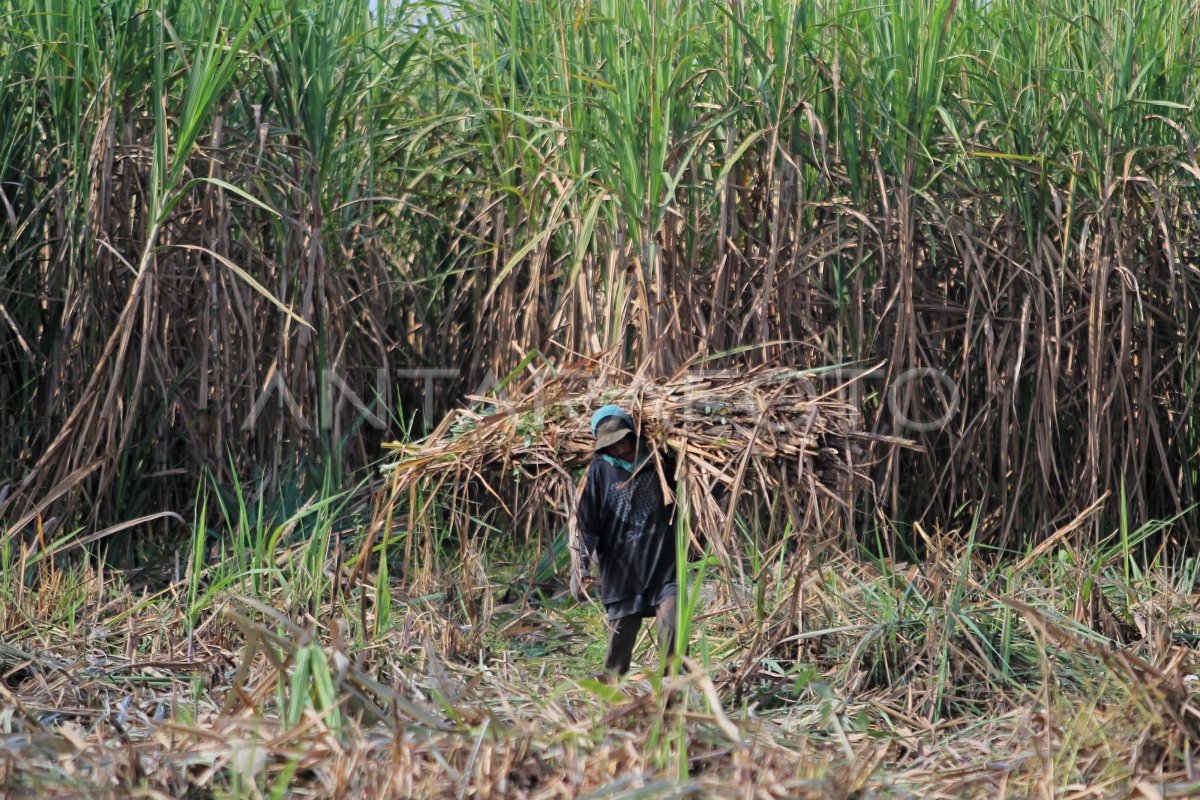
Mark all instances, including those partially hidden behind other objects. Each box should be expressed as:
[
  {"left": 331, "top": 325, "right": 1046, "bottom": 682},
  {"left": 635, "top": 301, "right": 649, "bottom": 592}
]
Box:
[{"left": 577, "top": 450, "right": 678, "bottom": 619}]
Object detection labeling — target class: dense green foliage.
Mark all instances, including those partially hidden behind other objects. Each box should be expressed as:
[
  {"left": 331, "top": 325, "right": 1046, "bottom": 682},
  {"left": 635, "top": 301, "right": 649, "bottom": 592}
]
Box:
[
  {"left": 4, "top": 4, "right": 1200, "bottom": 795},
  {"left": 2, "top": 0, "right": 1199, "bottom": 546}
]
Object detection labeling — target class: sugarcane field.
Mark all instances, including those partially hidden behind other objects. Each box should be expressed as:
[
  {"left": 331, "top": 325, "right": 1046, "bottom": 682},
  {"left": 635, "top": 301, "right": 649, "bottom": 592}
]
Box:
[{"left": 5, "top": 1, "right": 1200, "bottom": 797}]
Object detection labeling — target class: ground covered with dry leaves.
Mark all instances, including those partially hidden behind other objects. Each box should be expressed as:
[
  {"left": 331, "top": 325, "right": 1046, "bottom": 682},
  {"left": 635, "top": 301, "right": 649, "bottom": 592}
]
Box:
[{"left": 4, "top": 540, "right": 1200, "bottom": 799}]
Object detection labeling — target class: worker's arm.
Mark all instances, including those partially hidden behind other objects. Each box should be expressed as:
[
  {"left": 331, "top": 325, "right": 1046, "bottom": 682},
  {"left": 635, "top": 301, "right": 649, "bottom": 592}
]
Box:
[{"left": 576, "top": 460, "right": 603, "bottom": 579}]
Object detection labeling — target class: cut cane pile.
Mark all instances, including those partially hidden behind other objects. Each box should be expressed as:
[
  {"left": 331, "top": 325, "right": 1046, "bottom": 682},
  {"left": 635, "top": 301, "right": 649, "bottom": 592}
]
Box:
[{"left": 375, "top": 359, "right": 911, "bottom": 575}]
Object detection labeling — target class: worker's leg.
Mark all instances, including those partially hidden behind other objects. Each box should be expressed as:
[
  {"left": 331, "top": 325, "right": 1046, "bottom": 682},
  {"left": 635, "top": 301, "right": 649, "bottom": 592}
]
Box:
[
  {"left": 655, "top": 592, "right": 684, "bottom": 673},
  {"left": 604, "top": 614, "right": 641, "bottom": 676}
]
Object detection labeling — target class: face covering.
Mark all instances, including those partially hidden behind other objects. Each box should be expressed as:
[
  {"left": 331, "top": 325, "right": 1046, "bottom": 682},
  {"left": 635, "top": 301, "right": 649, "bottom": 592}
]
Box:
[{"left": 601, "top": 441, "right": 647, "bottom": 473}]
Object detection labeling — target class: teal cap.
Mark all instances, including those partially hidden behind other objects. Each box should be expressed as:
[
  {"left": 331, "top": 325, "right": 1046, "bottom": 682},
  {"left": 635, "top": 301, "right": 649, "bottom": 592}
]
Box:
[{"left": 590, "top": 404, "right": 634, "bottom": 436}]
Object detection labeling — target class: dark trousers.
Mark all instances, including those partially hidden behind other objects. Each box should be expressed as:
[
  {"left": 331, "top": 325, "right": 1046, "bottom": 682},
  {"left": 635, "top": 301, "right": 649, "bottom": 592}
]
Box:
[{"left": 604, "top": 593, "right": 681, "bottom": 676}]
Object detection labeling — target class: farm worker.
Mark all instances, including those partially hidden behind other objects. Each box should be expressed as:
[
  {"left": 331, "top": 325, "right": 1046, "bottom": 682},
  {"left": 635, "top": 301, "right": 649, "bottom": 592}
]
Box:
[{"left": 573, "top": 404, "right": 681, "bottom": 678}]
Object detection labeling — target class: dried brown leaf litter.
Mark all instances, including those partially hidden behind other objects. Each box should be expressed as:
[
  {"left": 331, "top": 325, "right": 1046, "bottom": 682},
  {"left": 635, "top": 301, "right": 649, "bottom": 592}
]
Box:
[{"left": 5, "top": 549, "right": 1200, "bottom": 798}]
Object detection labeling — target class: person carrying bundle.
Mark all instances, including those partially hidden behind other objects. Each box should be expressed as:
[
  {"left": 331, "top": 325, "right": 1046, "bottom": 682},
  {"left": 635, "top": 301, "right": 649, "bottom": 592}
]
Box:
[{"left": 572, "top": 404, "right": 682, "bottom": 679}]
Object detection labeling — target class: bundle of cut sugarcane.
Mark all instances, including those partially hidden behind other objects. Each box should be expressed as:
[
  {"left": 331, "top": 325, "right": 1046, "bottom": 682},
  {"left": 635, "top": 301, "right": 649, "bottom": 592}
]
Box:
[
  {"left": 366, "top": 358, "right": 918, "bottom": 607},
  {"left": 379, "top": 360, "right": 911, "bottom": 494}
]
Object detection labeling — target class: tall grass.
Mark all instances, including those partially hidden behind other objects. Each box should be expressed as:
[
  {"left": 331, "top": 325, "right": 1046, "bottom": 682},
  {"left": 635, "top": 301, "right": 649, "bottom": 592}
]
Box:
[{"left": 1, "top": 0, "right": 1198, "bottom": 551}]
